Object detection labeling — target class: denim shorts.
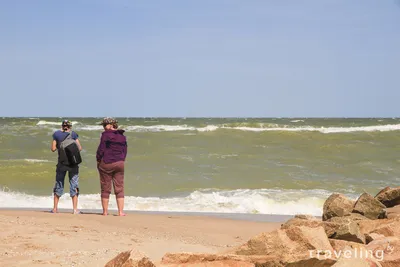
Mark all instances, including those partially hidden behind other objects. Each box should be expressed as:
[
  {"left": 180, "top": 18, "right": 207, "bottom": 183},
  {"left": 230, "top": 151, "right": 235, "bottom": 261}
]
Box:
[{"left": 53, "top": 168, "right": 79, "bottom": 197}]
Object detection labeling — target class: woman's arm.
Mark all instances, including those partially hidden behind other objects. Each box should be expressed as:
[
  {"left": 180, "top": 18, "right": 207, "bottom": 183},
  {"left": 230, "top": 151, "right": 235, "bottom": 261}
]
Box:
[{"left": 96, "top": 134, "right": 106, "bottom": 163}]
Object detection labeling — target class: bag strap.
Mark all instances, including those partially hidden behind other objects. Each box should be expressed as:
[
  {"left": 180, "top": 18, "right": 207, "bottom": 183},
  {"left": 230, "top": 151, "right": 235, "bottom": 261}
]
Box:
[{"left": 62, "top": 132, "right": 71, "bottom": 142}]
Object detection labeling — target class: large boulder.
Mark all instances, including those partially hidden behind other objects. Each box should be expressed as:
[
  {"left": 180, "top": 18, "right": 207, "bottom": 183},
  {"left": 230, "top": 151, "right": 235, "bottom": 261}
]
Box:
[
  {"left": 161, "top": 253, "right": 336, "bottom": 267},
  {"left": 329, "top": 239, "right": 366, "bottom": 252},
  {"left": 366, "top": 237, "right": 400, "bottom": 267},
  {"left": 385, "top": 205, "right": 400, "bottom": 219},
  {"left": 375, "top": 187, "right": 392, "bottom": 198},
  {"left": 294, "top": 214, "right": 318, "bottom": 220},
  {"left": 375, "top": 187, "right": 400, "bottom": 208},
  {"left": 233, "top": 226, "right": 334, "bottom": 265},
  {"left": 371, "top": 225, "right": 395, "bottom": 237},
  {"left": 161, "top": 253, "right": 257, "bottom": 267},
  {"left": 358, "top": 217, "right": 400, "bottom": 237},
  {"left": 105, "top": 249, "right": 155, "bottom": 267},
  {"left": 331, "top": 257, "right": 382, "bottom": 267},
  {"left": 327, "top": 217, "right": 365, "bottom": 244},
  {"left": 285, "top": 258, "right": 336, "bottom": 267},
  {"left": 353, "top": 193, "right": 387, "bottom": 220},
  {"left": 323, "top": 194, "right": 355, "bottom": 221},
  {"left": 281, "top": 216, "right": 336, "bottom": 238},
  {"left": 282, "top": 215, "right": 368, "bottom": 243},
  {"left": 343, "top": 213, "right": 370, "bottom": 221},
  {"left": 327, "top": 239, "right": 383, "bottom": 267},
  {"left": 365, "top": 233, "right": 386, "bottom": 244}
]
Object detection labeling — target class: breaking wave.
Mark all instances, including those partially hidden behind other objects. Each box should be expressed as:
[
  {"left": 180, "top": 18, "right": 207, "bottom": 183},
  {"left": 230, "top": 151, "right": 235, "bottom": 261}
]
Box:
[
  {"left": 106, "top": 124, "right": 399, "bottom": 133},
  {"left": 0, "top": 188, "right": 356, "bottom": 216},
  {"left": 31, "top": 120, "right": 400, "bottom": 134}
]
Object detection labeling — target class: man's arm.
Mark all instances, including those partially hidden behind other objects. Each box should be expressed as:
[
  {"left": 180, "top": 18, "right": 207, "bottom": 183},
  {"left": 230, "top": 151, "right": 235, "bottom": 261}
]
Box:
[
  {"left": 51, "top": 140, "right": 57, "bottom": 152},
  {"left": 75, "top": 139, "right": 82, "bottom": 151}
]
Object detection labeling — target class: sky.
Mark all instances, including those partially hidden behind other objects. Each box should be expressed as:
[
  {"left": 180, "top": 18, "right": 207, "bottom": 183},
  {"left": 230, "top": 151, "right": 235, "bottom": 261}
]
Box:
[{"left": 0, "top": 0, "right": 399, "bottom": 117}]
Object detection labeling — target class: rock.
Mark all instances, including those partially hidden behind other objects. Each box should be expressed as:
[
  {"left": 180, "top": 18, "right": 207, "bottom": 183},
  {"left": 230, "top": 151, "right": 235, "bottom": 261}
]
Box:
[
  {"left": 371, "top": 225, "right": 395, "bottom": 237},
  {"left": 358, "top": 217, "right": 400, "bottom": 237},
  {"left": 327, "top": 240, "right": 382, "bottom": 267},
  {"left": 323, "top": 194, "right": 355, "bottom": 221},
  {"left": 160, "top": 253, "right": 291, "bottom": 267},
  {"left": 358, "top": 219, "right": 390, "bottom": 235},
  {"left": 161, "top": 253, "right": 257, "bottom": 267},
  {"left": 285, "top": 257, "right": 336, "bottom": 267},
  {"left": 343, "top": 213, "right": 370, "bottom": 221},
  {"left": 365, "top": 233, "right": 386, "bottom": 244},
  {"left": 294, "top": 214, "right": 318, "bottom": 220},
  {"left": 281, "top": 217, "right": 337, "bottom": 238},
  {"left": 325, "top": 213, "right": 369, "bottom": 225},
  {"left": 366, "top": 237, "right": 400, "bottom": 267},
  {"left": 375, "top": 187, "right": 392, "bottom": 198},
  {"left": 104, "top": 250, "right": 155, "bottom": 267},
  {"left": 385, "top": 205, "right": 400, "bottom": 219},
  {"left": 353, "top": 193, "right": 387, "bottom": 220},
  {"left": 329, "top": 239, "right": 366, "bottom": 252},
  {"left": 375, "top": 187, "right": 400, "bottom": 208},
  {"left": 327, "top": 216, "right": 362, "bottom": 224},
  {"left": 331, "top": 257, "right": 382, "bottom": 267},
  {"left": 233, "top": 226, "right": 334, "bottom": 265},
  {"left": 328, "top": 217, "right": 365, "bottom": 244}
]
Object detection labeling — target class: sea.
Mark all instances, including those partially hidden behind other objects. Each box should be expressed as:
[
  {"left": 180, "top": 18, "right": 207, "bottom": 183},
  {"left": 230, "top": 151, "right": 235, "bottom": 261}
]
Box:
[{"left": 0, "top": 117, "right": 399, "bottom": 217}]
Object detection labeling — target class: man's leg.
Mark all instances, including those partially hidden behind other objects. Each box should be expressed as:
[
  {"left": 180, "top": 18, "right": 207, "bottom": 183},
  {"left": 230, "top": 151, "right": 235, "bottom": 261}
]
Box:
[
  {"left": 53, "top": 169, "right": 66, "bottom": 213},
  {"left": 69, "top": 168, "right": 80, "bottom": 214}
]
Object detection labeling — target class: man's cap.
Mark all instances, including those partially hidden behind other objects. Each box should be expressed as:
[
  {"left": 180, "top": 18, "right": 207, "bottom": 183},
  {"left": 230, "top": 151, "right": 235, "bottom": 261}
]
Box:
[
  {"left": 61, "top": 120, "right": 72, "bottom": 127},
  {"left": 100, "top": 117, "right": 118, "bottom": 126}
]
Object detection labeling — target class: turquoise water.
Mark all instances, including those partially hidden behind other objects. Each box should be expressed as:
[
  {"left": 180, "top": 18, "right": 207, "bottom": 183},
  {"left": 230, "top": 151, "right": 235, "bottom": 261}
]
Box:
[{"left": 0, "top": 117, "right": 399, "bottom": 215}]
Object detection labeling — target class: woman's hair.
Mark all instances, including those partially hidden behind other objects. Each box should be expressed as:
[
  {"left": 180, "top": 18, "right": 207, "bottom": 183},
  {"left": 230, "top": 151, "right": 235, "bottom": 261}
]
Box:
[{"left": 112, "top": 122, "right": 118, "bottom": 129}]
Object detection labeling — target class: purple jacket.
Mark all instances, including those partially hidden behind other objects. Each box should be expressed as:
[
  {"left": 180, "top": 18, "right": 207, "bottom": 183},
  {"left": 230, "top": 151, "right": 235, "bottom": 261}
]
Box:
[{"left": 96, "top": 129, "right": 127, "bottom": 164}]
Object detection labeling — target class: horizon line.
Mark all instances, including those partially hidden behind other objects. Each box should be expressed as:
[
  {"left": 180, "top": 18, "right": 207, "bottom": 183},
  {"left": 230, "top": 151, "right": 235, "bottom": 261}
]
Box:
[{"left": 1, "top": 116, "right": 399, "bottom": 119}]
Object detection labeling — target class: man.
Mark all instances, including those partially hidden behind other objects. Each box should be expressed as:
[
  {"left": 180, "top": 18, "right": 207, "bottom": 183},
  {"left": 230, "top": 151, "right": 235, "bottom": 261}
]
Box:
[{"left": 51, "top": 120, "right": 82, "bottom": 214}]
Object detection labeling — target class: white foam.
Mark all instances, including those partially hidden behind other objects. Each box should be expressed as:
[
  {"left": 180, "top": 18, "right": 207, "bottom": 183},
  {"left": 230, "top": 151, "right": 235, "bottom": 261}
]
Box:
[
  {"left": 24, "top": 159, "right": 50, "bottom": 163},
  {"left": 226, "top": 124, "right": 400, "bottom": 133},
  {"left": 0, "top": 188, "right": 352, "bottom": 216},
  {"left": 126, "top": 125, "right": 197, "bottom": 132},
  {"left": 77, "top": 125, "right": 103, "bottom": 131},
  {"left": 0, "top": 159, "right": 51, "bottom": 163},
  {"left": 36, "top": 120, "right": 80, "bottom": 126},
  {"left": 197, "top": 125, "right": 220, "bottom": 132},
  {"left": 208, "top": 153, "right": 238, "bottom": 159},
  {"left": 37, "top": 120, "right": 60, "bottom": 126},
  {"left": 75, "top": 123, "right": 400, "bottom": 134}
]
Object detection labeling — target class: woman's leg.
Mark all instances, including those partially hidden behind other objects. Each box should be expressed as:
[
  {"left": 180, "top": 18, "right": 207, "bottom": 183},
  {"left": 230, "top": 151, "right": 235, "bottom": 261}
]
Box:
[
  {"left": 98, "top": 161, "right": 113, "bottom": 215},
  {"left": 112, "top": 161, "right": 125, "bottom": 216}
]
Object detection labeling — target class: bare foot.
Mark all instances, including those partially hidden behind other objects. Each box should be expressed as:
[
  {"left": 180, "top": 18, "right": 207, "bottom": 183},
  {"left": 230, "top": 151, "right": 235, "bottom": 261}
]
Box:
[
  {"left": 102, "top": 212, "right": 108, "bottom": 216},
  {"left": 50, "top": 209, "right": 57, "bottom": 213},
  {"left": 118, "top": 213, "right": 126, "bottom": 216}
]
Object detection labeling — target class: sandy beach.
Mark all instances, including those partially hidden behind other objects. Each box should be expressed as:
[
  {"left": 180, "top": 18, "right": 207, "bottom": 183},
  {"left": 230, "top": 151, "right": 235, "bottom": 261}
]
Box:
[{"left": 0, "top": 210, "right": 285, "bottom": 266}]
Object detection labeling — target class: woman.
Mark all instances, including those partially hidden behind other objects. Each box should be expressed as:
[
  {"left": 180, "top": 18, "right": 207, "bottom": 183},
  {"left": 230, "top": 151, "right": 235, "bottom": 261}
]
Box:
[{"left": 96, "top": 117, "right": 128, "bottom": 216}]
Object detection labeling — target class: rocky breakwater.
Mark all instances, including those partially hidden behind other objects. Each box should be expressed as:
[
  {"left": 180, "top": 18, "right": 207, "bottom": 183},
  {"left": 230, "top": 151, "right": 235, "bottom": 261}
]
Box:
[{"left": 105, "top": 187, "right": 400, "bottom": 267}]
